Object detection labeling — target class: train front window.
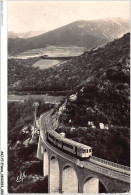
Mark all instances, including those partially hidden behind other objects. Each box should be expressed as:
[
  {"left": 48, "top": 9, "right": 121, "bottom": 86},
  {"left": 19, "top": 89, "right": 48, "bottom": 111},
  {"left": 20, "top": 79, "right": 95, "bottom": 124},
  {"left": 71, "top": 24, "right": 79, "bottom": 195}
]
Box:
[
  {"left": 83, "top": 149, "right": 86, "bottom": 153},
  {"left": 89, "top": 149, "right": 92, "bottom": 152}
]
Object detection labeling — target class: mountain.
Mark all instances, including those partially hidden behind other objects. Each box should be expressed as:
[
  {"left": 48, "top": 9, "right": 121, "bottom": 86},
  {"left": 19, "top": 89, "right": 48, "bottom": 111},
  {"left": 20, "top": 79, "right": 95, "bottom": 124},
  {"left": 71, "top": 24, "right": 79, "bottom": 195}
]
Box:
[
  {"left": 8, "top": 32, "right": 18, "bottom": 39},
  {"left": 8, "top": 18, "right": 129, "bottom": 55},
  {"left": 8, "top": 30, "right": 45, "bottom": 39}
]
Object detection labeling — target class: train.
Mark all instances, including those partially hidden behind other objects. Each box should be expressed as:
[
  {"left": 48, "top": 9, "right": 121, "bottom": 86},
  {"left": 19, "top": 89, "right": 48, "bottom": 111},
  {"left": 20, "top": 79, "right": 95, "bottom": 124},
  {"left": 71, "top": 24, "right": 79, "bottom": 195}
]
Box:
[{"left": 45, "top": 130, "right": 92, "bottom": 159}]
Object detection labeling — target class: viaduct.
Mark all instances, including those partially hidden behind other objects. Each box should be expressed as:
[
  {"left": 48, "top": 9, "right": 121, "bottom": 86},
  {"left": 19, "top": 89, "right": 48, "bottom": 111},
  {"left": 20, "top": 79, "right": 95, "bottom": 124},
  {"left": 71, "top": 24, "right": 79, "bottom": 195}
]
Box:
[{"left": 37, "top": 110, "right": 130, "bottom": 193}]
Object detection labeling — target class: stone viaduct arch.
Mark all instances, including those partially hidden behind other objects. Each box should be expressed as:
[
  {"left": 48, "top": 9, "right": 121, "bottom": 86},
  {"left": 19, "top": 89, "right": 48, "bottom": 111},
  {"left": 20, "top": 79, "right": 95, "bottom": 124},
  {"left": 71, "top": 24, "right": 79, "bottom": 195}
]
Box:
[
  {"left": 83, "top": 175, "right": 108, "bottom": 193},
  {"left": 43, "top": 147, "right": 48, "bottom": 177},
  {"left": 49, "top": 155, "right": 60, "bottom": 193},
  {"left": 43, "top": 145, "right": 130, "bottom": 194},
  {"left": 62, "top": 163, "right": 78, "bottom": 193},
  {"left": 37, "top": 111, "right": 130, "bottom": 194}
]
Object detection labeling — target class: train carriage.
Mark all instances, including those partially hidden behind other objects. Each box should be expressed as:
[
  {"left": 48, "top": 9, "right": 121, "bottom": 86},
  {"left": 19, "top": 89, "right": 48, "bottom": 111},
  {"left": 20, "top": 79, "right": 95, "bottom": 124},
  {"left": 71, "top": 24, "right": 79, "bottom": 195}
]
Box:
[
  {"left": 47, "top": 130, "right": 63, "bottom": 148},
  {"left": 46, "top": 129, "right": 92, "bottom": 159},
  {"left": 55, "top": 138, "right": 63, "bottom": 148},
  {"left": 62, "top": 138, "right": 76, "bottom": 154},
  {"left": 63, "top": 138, "right": 92, "bottom": 158}
]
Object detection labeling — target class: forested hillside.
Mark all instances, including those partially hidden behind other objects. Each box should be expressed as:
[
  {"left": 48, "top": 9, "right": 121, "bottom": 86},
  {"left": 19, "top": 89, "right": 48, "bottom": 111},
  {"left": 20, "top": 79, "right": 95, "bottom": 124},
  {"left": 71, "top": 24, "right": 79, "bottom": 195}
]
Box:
[
  {"left": 8, "top": 98, "right": 53, "bottom": 193},
  {"left": 55, "top": 33, "right": 130, "bottom": 166},
  {"left": 57, "top": 34, "right": 130, "bottom": 127},
  {"left": 9, "top": 33, "right": 130, "bottom": 96}
]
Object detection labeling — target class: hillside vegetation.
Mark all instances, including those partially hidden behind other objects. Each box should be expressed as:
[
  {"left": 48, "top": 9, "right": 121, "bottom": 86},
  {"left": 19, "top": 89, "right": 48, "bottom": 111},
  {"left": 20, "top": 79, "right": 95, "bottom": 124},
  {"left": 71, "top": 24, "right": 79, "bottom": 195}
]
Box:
[
  {"left": 8, "top": 98, "right": 53, "bottom": 193},
  {"left": 58, "top": 33, "right": 130, "bottom": 127},
  {"left": 9, "top": 33, "right": 130, "bottom": 97},
  {"left": 56, "top": 125, "right": 130, "bottom": 166},
  {"left": 54, "top": 33, "right": 130, "bottom": 166}
]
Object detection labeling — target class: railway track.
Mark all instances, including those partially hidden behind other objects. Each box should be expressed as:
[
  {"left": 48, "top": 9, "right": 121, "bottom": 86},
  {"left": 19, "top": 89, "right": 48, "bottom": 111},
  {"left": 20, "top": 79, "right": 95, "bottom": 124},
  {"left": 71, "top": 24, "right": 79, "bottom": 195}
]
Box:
[{"left": 39, "top": 110, "right": 130, "bottom": 183}]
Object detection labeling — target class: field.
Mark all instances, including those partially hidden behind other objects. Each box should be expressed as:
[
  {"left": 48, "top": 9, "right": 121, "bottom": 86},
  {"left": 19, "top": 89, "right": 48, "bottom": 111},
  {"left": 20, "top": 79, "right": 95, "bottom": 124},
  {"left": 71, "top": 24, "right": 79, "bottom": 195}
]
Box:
[
  {"left": 9, "top": 46, "right": 87, "bottom": 59},
  {"left": 8, "top": 94, "right": 64, "bottom": 104},
  {"left": 33, "top": 59, "right": 64, "bottom": 69}
]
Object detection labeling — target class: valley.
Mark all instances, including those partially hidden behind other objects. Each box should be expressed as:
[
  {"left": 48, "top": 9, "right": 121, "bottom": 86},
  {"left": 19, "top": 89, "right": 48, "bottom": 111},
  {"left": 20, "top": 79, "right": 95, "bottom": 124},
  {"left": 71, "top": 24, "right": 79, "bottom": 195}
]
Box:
[
  {"left": 8, "top": 33, "right": 130, "bottom": 96},
  {"left": 8, "top": 45, "right": 86, "bottom": 70},
  {"left": 7, "top": 0, "right": 130, "bottom": 192},
  {"left": 8, "top": 46, "right": 86, "bottom": 59},
  {"left": 7, "top": 20, "right": 130, "bottom": 194}
]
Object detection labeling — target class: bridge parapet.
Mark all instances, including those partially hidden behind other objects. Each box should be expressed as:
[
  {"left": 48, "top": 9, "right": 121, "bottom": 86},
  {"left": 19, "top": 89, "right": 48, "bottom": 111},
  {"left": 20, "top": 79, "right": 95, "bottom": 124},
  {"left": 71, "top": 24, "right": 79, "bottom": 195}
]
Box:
[
  {"left": 81, "top": 161, "right": 130, "bottom": 183},
  {"left": 38, "top": 110, "right": 130, "bottom": 192},
  {"left": 41, "top": 132, "right": 130, "bottom": 184},
  {"left": 90, "top": 156, "right": 130, "bottom": 174},
  {"left": 46, "top": 111, "right": 130, "bottom": 174}
]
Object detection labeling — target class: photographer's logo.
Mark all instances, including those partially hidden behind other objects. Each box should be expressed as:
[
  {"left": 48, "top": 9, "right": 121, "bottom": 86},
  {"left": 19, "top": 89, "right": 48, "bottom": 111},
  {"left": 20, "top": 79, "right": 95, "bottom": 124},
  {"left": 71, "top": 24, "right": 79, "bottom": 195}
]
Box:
[{"left": 16, "top": 170, "right": 27, "bottom": 183}]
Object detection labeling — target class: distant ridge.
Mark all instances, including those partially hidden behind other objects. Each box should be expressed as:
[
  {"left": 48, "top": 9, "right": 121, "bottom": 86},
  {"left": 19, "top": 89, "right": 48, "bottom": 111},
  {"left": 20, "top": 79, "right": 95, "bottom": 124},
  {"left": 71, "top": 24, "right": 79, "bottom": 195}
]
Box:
[
  {"left": 8, "top": 30, "right": 45, "bottom": 39},
  {"left": 8, "top": 18, "right": 130, "bottom": 55}
]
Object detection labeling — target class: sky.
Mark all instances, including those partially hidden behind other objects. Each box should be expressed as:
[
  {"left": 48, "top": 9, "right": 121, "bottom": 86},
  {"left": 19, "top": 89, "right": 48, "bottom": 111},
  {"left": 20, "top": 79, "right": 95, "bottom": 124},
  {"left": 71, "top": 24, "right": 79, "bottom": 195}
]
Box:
[{"left": 8, "top": 1, "right": 130, "bottom": 33}]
